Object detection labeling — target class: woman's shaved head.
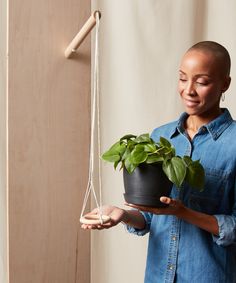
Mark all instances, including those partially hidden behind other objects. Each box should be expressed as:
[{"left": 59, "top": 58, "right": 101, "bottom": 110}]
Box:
[{"left": 187, "top": 41, "right": 231, "bottom": 78}]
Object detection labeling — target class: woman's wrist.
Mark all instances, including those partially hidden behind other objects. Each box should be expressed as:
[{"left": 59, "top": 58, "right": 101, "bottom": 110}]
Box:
[
  {"left": 121, "top": 209, "right": 146, "bottom": 230},
  {"left": 121, "top": 209, "right": 131, "bottom": 224}
]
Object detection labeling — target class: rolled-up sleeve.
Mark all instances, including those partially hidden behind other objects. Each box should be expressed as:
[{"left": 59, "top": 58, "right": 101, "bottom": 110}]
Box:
[
  {"left": 212, "top": 214, "right": 236, "bottom": 246},
  {"left": 126, "top": 211, "right": 153, "bottom": 236}
]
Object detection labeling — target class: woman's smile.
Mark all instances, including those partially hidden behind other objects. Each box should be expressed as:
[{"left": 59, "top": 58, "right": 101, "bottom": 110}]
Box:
[{"left": 184, "top": 98, "right": 200, "bottom": 107}]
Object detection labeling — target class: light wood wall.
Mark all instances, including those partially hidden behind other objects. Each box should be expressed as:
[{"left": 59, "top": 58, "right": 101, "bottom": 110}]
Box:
[
  {"left": 6, "top": 0, "right": 91, "bottom": 282},
  {"left": 0, "top": 0, "right": 8, "bottom": 282}
]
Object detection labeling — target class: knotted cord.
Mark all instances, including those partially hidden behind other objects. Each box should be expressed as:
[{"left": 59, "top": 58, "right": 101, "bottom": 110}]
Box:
[{"left": 80, "top": 12, "right": 109, "bottom": 225}]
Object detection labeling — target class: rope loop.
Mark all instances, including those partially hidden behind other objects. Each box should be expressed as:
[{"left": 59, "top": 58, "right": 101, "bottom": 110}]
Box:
[{"left": 80, "top": 12, "right": 106, "bottom": 225}]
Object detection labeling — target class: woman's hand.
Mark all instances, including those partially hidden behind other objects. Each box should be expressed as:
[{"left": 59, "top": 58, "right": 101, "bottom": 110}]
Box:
[
  {"left": 126, "top": 196, "right": 185, "bottom": 217},
  {"left": 81, "top": 205, "right": 126, "bottom": 230},
  {"left": 126, "top": 196, "right": 219, "bottom": 235},
  {"left": 81, "top": 205, "right": 146, "bottom": 230}
]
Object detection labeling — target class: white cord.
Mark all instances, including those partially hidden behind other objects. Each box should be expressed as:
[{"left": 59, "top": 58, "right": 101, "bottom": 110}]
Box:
[{"left": 80, "top": 12, "right": 104, "bottom": 224}]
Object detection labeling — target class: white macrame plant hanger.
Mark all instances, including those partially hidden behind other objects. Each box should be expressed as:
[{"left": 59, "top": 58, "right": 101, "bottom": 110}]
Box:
[{"left": 80, "top": 12, "right": 110, "bottom": 225}]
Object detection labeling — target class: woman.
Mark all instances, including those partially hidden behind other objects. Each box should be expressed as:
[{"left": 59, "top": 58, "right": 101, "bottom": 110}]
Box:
[{"left": 82, "top": 41, "right": 236, "bottom": 283}]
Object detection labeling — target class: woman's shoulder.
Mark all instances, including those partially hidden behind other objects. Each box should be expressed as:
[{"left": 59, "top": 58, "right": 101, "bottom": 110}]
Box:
[
  {"left": 224, "top": 119, "right": 236, "bottom": 136},
  {"left": 229, "top": 119, "right": 236, "bottom": 129}
]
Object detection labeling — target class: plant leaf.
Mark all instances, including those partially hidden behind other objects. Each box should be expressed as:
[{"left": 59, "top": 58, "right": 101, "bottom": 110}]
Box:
[
  {"left": 162, "top": 157, "right": 186, "bottom": 187},
  {"left": 183, "top": 156, "right": 193, "bottom": 167},
  {"left": 159, "top": 137, "right": 172, "bottom": 148},
  {"left": 122, "top": 147, "right": 131, "bottom": 161},
  {"left": 120, "top": 134, "right": 137, "bottom": 141},
  {"left": 102, "top": 151, "right": 120, "bottom": 163},
  {"left": 186, "top": 160, "right": 205, "bottom": 190},
  {"left": 101, "top": 141, "right": 124, "bottom": 163},
  {"left": 114, "top": 160, "right": 120, "bottom": 170},
  {"left": 164, "top": 148, "right": 174, "bottom": 159},
  {"left": 130, "top": 145, "right": 148, "bottom": 164},
  {"left": 124, "top": 157, "right": 137, "bottom": 174},
  {"left": 146, "top": 154, "right": 163, "bottom": 163},
  {"left": 105, "top": 141, "right": 123, "bottom": 153},
  {"left": 144, "top": 144, "right": 156, "bottom": 153},
  {"left": 134, "top": 133, "right": 151, "bottom": 143}
]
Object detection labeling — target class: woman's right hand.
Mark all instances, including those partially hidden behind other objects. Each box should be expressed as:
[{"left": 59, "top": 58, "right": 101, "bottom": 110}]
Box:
[{"left": 81, "top": 205, "right": 127, "bottom": 230}]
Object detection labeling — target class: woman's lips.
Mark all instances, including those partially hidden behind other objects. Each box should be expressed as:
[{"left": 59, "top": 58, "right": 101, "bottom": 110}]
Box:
[{"left": 184, "top": 99, "right": 200, "bottom": 107}]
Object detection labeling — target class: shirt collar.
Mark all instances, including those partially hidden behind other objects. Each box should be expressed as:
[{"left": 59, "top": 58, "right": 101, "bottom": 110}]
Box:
[{"left": 170, "top": 108, "right": 233, "bottom": 140}]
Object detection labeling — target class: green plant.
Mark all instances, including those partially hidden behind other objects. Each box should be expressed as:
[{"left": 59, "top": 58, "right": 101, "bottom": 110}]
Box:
[{"left": 102, "top": 133, "right": 205, "bottom": 190}]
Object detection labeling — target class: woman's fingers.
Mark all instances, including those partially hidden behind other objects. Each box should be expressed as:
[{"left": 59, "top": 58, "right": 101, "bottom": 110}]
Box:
[
  {"left": 160, "top": 196, "right": 177, "bottom": 206},
  {"left": 160, "top": 196, "right": 170, "bottom": 204},
  {"left": 125, "top": 197, "right": 181, "bottom": 215},
  {"left": 81, "top": 206, "right": 123, "bottom": 230},
  {"left": 125, "top": 203, "right": 157, "bottom": 213}
]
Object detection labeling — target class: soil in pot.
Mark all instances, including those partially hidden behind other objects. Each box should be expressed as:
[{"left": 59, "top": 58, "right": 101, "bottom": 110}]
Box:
[{"left": 123, "top": 163, "right": 173, "bottom": 207}]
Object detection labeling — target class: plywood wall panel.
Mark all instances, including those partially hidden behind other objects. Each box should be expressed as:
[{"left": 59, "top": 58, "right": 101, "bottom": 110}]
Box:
[
  {"left": 8, "top": 0, "right": 91, "bottom": 282},
  {"left": 0, "top": 0, "right": 8, "bottom": 282}
]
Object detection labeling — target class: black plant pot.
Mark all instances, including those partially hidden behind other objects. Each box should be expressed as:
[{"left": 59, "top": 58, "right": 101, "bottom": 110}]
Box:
[{"left": 123, "top": 163, "right": 173, "bottom": 207}]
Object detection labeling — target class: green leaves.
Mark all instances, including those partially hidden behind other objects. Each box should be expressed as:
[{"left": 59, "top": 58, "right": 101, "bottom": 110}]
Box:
[
  {"left": 130, "top": 145, "right": 148, "bottom": 164},
  {"left": 162, "top": 157, "right": 186, "bottom": 188},
  {"left": 159, "top": 136, "right": 172, "bottom": 148},
  {"left": 183, "top": 156, "right": 205, "bottom": 190},
  {"left": 101, "top": 133, "right": 205, "bottom": 190},
  {"left": 146, "top": 154, "right": 164, "bottom": 164},
  {"left": 133, "top": 134, "right": 151, "bottom": 143},
  {"left": 101, "top": 141, "right": 125, "bottom": 163}
]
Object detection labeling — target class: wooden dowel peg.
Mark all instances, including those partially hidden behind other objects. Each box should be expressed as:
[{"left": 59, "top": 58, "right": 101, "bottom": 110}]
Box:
[{"left": 65, "top": 10, "right": 101, "bottom": 58}]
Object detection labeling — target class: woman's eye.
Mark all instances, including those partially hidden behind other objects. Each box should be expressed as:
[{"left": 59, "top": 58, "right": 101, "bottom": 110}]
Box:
[
  {"left": 196, "top": 81, "right": 208, "bottom": 85},
  {"left": 179, "top": 78, "right": 187, "bottom": 82}
]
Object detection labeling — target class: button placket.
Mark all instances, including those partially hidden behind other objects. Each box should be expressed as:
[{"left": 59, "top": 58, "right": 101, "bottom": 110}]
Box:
[{"left": 165, "top": 218, "right": 180, "bottom": 283}]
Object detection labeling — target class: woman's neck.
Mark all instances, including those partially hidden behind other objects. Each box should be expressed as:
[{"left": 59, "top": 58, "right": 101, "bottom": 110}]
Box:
[{"left": 185, "top": 109, "right": 222, "bottom": 139}]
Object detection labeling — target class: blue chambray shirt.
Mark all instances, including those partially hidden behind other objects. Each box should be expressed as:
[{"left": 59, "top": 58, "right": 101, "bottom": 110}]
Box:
[{"left": 127, "top": 108, "right": 236, "bottom": 283}]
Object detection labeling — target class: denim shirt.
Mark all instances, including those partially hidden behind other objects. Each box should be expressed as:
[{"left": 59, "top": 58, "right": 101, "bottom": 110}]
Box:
[{"left": 127, "top": 108, "right": 236, "bottom": 283}]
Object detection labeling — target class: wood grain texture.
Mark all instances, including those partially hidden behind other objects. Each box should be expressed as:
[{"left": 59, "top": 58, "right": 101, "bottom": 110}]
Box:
[
  {"left": 0, "top": 0, "right": 8, "bottom": 282},
  {"left": 8, "top": 1, "right": 91, "bottom": 282}
]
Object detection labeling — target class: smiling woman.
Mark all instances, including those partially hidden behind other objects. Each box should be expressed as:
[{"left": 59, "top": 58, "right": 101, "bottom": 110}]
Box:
[
  {"left": 179, "top": 43, "right": 231, "bottom": 127},
  {"left": 82, "top": 41, "right": 236, "bottom": 283},
  {"left": 178, "top": 42, "right": 231, "bottom": 140}
]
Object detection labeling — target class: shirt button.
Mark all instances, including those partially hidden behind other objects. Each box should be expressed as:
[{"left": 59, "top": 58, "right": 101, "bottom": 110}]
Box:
[
  {"left": 169, "top": 265, "right": 174, "bottom": 270},
  {"left": 172, "top": 236, "right": 177, "bottom": 241},
  {"left": 200, "top": 126, "right": 207, "bottom": 133}
]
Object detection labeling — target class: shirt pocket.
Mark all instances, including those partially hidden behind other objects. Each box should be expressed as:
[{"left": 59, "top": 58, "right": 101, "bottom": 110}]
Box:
[{"left": 188, "top": 168, "right": 228, "bottom": 215}]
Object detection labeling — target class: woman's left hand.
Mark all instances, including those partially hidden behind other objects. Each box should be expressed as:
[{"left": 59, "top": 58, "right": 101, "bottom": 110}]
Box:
[{"left": 126, "top": 196, "right": 185, "bottom": 217}]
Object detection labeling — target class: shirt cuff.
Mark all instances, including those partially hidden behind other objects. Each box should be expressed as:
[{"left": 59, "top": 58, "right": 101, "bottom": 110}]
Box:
[
  {"left": 212, "top": 214, "right": 236, "bottom": 246},
  {"left": 125, "top": 211, "right": 151, "bottom": 236}
]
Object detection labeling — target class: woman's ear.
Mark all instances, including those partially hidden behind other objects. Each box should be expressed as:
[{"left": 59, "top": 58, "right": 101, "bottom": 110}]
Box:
[{"left": 222, "top": 76, "right": 231, "bottom": 93}]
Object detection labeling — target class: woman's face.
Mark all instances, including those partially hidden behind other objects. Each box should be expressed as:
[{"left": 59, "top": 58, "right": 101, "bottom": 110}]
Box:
[{"left": 178, "top": 50, "right": 230, "bottom": 118}]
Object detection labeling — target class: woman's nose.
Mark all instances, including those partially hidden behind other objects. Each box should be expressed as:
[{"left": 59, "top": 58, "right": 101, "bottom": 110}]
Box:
[{"left": 185, "top": 82, "right": 197, "bottom": 96}]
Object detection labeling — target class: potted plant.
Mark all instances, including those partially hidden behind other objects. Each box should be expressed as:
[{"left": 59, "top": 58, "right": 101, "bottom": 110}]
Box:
[{"left": 102, "top": 133, "right": 205, "bottom": 207}]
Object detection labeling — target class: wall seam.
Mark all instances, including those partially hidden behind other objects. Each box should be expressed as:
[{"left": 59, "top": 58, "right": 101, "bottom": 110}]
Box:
[{"left": 6, "top": 0, "right": 9, "bottom": 282}]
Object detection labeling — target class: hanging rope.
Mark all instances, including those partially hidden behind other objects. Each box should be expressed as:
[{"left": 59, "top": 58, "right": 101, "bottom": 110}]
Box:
[{"left": 80, "top": 12, "right": 110, "bottom": 225}]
